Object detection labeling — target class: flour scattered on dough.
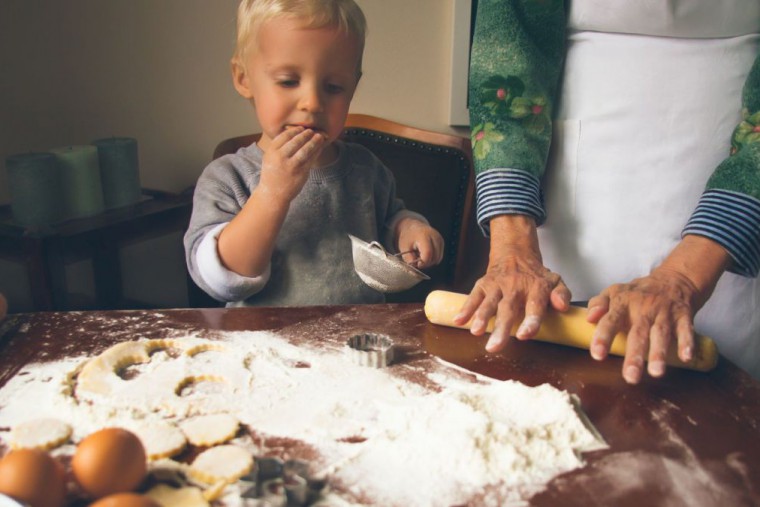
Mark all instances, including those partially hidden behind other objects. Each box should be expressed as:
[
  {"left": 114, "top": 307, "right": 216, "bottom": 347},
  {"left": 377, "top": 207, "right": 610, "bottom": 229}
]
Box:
[{"left": 0, "top": 331, "right": 605, "bottom": 506}]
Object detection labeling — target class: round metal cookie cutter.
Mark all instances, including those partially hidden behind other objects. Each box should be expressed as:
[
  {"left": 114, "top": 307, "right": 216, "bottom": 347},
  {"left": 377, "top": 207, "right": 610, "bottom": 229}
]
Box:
[{"left": 346, "top": 333, "right": 395, "bottom": 368}]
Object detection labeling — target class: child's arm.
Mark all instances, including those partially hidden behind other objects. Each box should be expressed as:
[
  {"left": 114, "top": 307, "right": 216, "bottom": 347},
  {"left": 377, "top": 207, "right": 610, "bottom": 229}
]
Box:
[
  {"left": 394, "top": 216, "right": 444, "bottom": 269},
  {"left": 218, "top": 128, "right": 324, "bottom": 276}
]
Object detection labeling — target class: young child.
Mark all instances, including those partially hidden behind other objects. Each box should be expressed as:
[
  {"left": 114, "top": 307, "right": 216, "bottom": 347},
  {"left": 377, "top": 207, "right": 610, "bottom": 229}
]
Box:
[{"left": 184, "top": 0, "right": 444, "bottom": 307}]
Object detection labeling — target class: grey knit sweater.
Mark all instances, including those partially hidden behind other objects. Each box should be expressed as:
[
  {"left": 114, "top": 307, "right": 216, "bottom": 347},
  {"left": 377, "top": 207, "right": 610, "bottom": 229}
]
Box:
[{"left": 184, "top": 141, "right": 424, "bottom": 307}]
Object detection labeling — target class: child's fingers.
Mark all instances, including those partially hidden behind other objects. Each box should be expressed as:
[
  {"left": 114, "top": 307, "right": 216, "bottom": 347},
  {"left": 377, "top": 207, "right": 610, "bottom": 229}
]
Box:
[
  {"left": 271, "top": 126, "right": 305, "bottom": 149},
  {"left": 273, "top": 128, "right": 322, "bottom": 160},
  {"left": 291, "top": 132, "right": 324, "bottom": 163},
  {"left": 419, "top": 240, "right": 435, "bottom": 267},
  {"left": 281, "top": 129, "right": 317, "bottom": 158},
  {"left": 433, "top": 233, "right": 444, "bottom": 264},
  {"left": 399, "top": 250, "right": 419, "bottom": 265},
  {"left": 398, "top": 226, "right": 444, "bottom": 268},
  {"left": 412, "top": 236, "right": 438, "bottom": 268},
  {"left": 275, "top": 130, "right": 325, "bottom": 168},
  {"left": 417, "top": 233, "right": 444, "bottom": 267}
]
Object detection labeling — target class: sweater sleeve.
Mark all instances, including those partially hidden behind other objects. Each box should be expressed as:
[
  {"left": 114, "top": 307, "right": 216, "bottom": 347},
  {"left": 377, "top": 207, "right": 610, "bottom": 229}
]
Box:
[
  {"left": 468, "top": 0, "right": 566, "bottom": 233},
  {"left": 682, "top": 51, "right": 760, "bottom": 277},
  {"left": 183, "top": 157, "right": 270, "bottom": 302}
]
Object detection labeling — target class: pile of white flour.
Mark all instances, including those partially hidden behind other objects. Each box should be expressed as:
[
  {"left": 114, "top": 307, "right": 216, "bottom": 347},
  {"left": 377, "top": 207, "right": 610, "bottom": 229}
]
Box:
[{"left": 0, "top": 330, "right": 605, "bottom": 506}]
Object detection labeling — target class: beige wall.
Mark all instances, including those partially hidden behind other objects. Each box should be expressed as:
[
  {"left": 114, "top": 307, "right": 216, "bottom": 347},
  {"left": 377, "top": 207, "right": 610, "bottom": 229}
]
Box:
[{"left": 0, "top": 0, "right": 467, "bottom": 204}]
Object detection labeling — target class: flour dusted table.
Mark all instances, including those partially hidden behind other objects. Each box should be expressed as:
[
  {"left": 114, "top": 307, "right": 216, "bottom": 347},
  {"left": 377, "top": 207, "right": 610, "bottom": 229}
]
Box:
[{"left": 0, "top": 304, "right": 758, "bottom": 506}]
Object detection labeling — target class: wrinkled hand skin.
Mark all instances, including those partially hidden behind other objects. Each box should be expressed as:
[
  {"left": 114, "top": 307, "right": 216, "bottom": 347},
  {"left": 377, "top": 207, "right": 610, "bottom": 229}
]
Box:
[
  {"left": 588, "top": 235, "right": 730, "bottom": 385},
  {"left": 455, "top": 215, "right": 571, "bottom": 353},
  {"left": 395, "top": 218, "right": 445, "bottom": 269},
  {"left": 587, "top": 270, "right": 698, "bottom": 384},
  {"left": 458, "top": 219, "right": 729, "bottom": 386}
]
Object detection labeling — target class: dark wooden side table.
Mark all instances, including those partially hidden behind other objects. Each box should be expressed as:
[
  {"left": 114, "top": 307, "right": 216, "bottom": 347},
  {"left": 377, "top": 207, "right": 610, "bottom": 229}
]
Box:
[{"left": 0, "top": 189, "right": 192, "bottom": 311}]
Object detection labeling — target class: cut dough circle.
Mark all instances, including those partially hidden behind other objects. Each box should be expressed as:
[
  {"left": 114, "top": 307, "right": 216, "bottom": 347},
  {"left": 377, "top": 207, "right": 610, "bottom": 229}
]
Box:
[
  {"left": 10, "top": 418, "right": 72, "bottom": 450},
  {"left": 189, "top": 444, "right": 253, "bottom": 484},
  {"left": 180, "top": 413, "right": 239, "bottom": 446},
  {"left": 131, "top": 421, "right": 187, "bottom": 460}
]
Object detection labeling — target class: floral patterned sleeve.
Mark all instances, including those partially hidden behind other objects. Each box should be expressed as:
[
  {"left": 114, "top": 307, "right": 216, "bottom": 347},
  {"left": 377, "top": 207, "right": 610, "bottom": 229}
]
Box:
[
  {"left": 468, "top": 0, "right": 566, "bottom": 233},
  {"left": 683, "top": 52, "right": 760, "bottom": 277}
]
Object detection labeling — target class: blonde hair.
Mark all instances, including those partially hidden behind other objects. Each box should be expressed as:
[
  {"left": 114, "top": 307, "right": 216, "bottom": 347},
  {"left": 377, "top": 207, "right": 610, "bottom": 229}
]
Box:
[{"left": 233, "top": 0, "right": 367, "bottom": 72}]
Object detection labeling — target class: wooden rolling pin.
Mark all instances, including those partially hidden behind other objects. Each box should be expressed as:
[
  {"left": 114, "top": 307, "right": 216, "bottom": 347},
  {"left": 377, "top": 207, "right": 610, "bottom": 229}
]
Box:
[{"left": 424, "top": 290, "right": 718, "bottom": 372}]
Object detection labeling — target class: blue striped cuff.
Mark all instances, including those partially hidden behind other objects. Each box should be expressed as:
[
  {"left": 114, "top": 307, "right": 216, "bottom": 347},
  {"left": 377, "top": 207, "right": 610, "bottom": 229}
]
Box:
[
  {"left": 683, "top": 189, "right": 760, "bottom": 277},
  {"left": 475, "top": 168, "right": 545, "bottom": 235}
]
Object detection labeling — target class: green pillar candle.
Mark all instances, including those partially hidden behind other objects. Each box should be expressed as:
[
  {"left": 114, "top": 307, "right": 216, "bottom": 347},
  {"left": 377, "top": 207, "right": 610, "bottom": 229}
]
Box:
[
  {"left": 5, "top": 152, "right": 63, "bottom": 227},
  {"left": 51, "top": 145, "right": 105, "bottom": 219},
  {"left": 92, "top": 137, "right": 142, "bottom": 209}
]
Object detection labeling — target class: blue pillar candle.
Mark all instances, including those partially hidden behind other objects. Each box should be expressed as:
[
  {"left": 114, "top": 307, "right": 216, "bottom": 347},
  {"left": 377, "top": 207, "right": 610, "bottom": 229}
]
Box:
[
  {"left": 92, "top": 137, "right": 142, "bottom": 209},
  {"left": 51, "top": 145, "right": 105, "bottom": 219},
  {"left": 5, "top": 152, "right": 63, "bottom": 227}
]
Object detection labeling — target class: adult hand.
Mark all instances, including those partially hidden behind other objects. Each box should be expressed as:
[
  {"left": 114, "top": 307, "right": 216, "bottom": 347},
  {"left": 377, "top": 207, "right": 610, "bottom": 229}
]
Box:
[
  {"left": 454, "top": 215, "right": 571, "bottom": 352},
  {"left": 587, "top": 235, "right": 730, "bottom": 384}
]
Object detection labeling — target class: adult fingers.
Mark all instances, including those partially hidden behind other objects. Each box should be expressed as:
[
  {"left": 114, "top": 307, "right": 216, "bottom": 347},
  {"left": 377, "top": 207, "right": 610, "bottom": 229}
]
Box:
[
  {"left": 454, "top": 285, "right": 487, "bottom": 327},
  {"left": 516, "top": 270, "right": 569, "bottom": 339},
  {"left": 587, "top": 292, "right": 611, "bottom": 324},
  {"left": 516, "top": 285, "right": 550, "bottom": 340},
  {"left": 675, "top": 311, "right": 695, "bottom": 363},
  {"left": 486, "top": 297, "right": 521, "bottom": 352},
  {"left": 622, "top": 323, "right": 649, "bottom": 384},
  {"left": 589, "top": 302, "right": 624, "bottom": 361},
  {"left": 646, "top": 312, "right": 672, "bottom": 378},
  {"left": 471, "top": 285, "right": 503, "bottom": 336},
  {"left": 549, "top": 279, "right": 571, "bottom": 312}
]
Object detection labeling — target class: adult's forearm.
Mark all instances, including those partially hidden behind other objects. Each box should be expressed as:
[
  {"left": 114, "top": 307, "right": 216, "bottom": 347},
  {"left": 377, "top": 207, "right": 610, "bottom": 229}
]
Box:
[
  {"left": 656, "top": 234, "right": 732, "bottom": 310},
  {"left": 488, "top": 214, "right": 541, "bottom": 263}
]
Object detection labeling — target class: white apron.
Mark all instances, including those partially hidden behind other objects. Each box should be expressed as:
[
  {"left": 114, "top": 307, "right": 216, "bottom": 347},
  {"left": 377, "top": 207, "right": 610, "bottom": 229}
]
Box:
[{"left": 538, "top": 0, "right": 760, "bottom": 377}]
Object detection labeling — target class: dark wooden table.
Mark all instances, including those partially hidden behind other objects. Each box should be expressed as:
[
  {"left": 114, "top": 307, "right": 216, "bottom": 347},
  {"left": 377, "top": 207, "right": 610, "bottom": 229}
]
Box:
[
  {"left": 1, "top": 304, "right": 758, "bottom": 506},
  {"left": 0, "top": 189, "right": 192, "bottom": 312}
]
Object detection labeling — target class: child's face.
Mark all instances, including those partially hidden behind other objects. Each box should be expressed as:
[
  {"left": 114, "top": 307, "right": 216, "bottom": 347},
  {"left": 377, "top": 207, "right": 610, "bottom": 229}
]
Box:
[{"left": 236, "top": 17, "right": 362, "bottom": 163}]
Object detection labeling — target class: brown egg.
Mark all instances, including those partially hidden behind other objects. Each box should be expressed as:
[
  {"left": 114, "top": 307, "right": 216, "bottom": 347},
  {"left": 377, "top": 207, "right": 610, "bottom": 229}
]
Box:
[
  {"left": 89, "top": 492, "right": 161, "bottom": 507},
  {"left": 0, "top": 448, "right": 67, "bottom": 507},
  {"left": 72, "top": 428, "right": 147, "bottom": 499}
]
